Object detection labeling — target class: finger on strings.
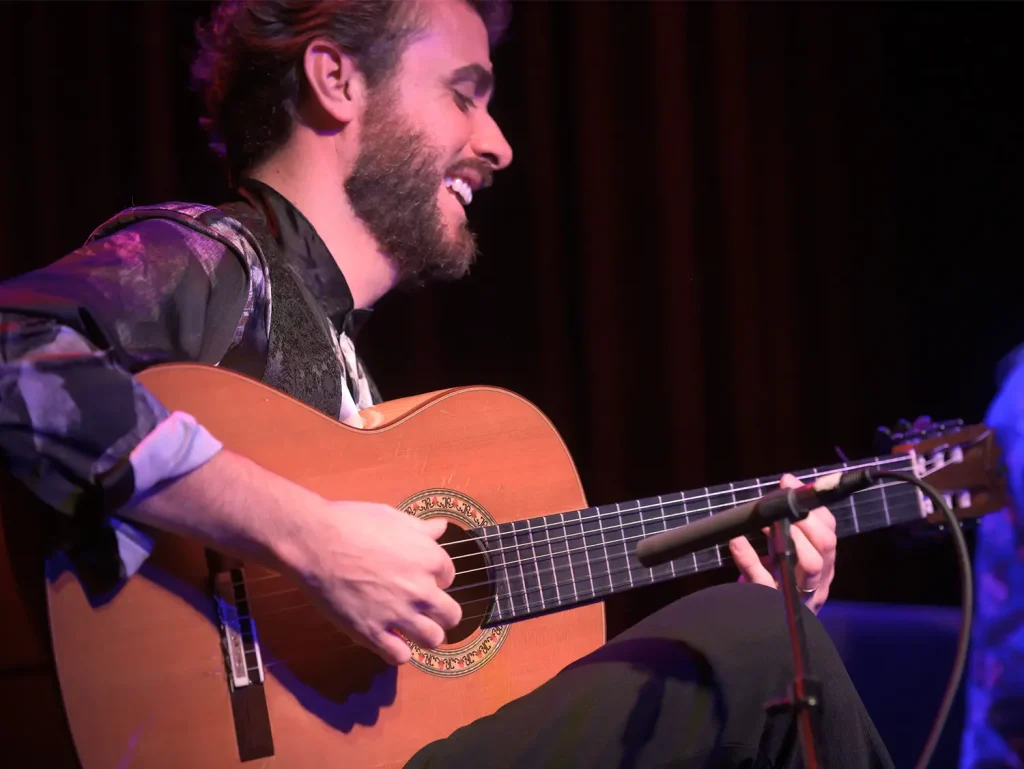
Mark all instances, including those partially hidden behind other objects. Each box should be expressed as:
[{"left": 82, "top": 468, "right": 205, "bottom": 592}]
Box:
[
  {"left": 779, "top": 472, "right": 803, "bottom": 490},
  {"left": 391, "top": 614, "right": 446, "bottom": 650},
  {"left": 807, "top": 503, "right": 837, "bottom": 532},
  {"left": 730, "top": 535, "right": 775, "bottom": 587},
  {"left": 376, "top": 630, "right": 413, "bottom": 666},
  {"left": 790, "top": 523, "right": 826, "bottom": 592},
  {"left": 420, "top": 590, "right": 463, "bottom": 629}
]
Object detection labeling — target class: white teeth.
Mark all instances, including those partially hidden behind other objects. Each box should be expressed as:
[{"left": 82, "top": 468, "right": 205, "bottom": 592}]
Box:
[{"left": 443, "top": 176, "right": 473, "bottom": 206}]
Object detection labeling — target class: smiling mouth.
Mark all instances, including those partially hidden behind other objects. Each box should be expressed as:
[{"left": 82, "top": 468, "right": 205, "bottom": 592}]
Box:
[{"left": 443, "top": 176, "right": 473, "bottom": 206}]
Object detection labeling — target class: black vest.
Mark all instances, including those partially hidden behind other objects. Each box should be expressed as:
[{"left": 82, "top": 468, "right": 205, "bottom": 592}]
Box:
[
  {"left": 217, "top": 200, "right": 346, "bottom": 418},
  {"left": 89, "top": 200, "right": 378, "bottom": 419}
]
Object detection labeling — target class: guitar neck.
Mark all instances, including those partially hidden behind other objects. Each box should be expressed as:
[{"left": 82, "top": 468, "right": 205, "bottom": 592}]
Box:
[{"left": 476, "top": 453, "right": 921, "bottom": 626}]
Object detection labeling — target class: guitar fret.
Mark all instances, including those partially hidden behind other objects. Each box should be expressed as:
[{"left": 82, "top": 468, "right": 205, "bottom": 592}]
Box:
[
  {"left": 539, "top": 514, "right": 563, "bottom": 608},
  {"left": 721, "top": 482, "right": 736, "bottom": 567},
  {"left": 599, "top": 504, "right": 614, "bottom": 591},
  {"left": 692, "top": 485, "right": 722, "bottom": 573},
  {"left": 488, "top": 525, "right": 514, "bottom": 622},
  {"left": 548, "top": 514, "right": 565, "bottom": 610},
  {"left": 632, "top": 498, "right": 651, "bottom": 584},
  {"left": 615, "top": 502, "right": 634, "bottom": 591},
  {"left": 554, "top": 512, "right": 574, "bottom": 607},
  {"left": 565, "top": 509, "right": 593, "bottom": 601},
  {"left": 687, "top": 491, "right": 703, "bottom": 575},
  {"left": 506, "top": 522, "right": 529, "bottom": 618},
  {"left": 511, "top": 520, "right": 540, "bottom": 614},
  {"left": 712, "top": 542, "right": 726, "bottom": 566},
  {"left": 583, "top": 505, "right": 611, "bottom": 597},
  {"left": 703, "top": 484, "right": 726, "bottom": 573},
  {"left": 526, "top": 518, "right": 546, "bottom": 612},
  {"left": 664, "top": 495, "right": 677, "bottom": 580},
  {"left": 638, "top": 494, "right": 675, "bottom": 583},
  {"left": 845, "top": 461, "right": 861, "bottom": 533},
  {"left": 620, "top": 498, "right": 653, "bottom": 588}
]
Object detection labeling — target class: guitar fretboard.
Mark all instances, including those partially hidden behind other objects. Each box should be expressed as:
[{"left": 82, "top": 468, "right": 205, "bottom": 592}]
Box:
[{"left": 474, "top": 454, "right": 919, "bottom": 625}]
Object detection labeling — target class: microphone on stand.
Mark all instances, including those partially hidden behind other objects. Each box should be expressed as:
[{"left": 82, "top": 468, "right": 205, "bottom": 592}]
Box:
[
  {"left": 634, "top": 466, "right": 882, "bottom": 769},
  {"left": 635, "top": 468, "right": 877, "bottom": 568}
]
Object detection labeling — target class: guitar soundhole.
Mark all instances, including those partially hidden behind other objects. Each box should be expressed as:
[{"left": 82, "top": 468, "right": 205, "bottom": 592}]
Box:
[{"left": 438, "top": 522, "right": 495, "bottom": 645}]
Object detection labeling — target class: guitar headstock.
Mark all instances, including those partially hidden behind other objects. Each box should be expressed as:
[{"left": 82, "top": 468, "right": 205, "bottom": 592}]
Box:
[
  {"left": 878, "top": 417, "right": 1008, "bottom": 524},
  {"left": 874, "top": 417, "right": 966, "bottom": 453}
]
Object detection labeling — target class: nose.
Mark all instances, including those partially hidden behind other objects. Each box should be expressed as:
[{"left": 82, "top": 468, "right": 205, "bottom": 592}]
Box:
[{"left": 472, "top": 110, "right": 513, "bottom": 171}]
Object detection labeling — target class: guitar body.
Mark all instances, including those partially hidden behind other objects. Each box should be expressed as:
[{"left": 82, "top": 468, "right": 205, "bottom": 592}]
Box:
[{"left": 6, "top": 364, "right": 605, "bottom": 769}]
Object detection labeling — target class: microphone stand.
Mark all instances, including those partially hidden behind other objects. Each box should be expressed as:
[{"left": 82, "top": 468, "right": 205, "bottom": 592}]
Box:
[
  {"left": 764, "top": 518, "right": 823, "bottom": 769},
  {"left": 634, "top": 470, "right": 881, "bottom": 768}
]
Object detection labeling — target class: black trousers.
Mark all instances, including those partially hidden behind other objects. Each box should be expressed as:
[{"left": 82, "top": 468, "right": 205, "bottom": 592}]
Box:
[{"left": 406, "top": 583, "right": 894, "bottom": 769}]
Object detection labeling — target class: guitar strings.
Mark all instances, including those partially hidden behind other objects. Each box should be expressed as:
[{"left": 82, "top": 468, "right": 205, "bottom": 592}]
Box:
[
  {"left": 434, "top": 454, "right": 915, "bottom": 563},
  {"left": 438, "top": 476, "right": 915, "bottom": 582},
  {"left": 235, "top": 485, "right": 912, "bottom": 614},
  {"left": 232, "top": 464, "right": 911, "bottom": 597},
  {"left": 248, "top": 500, "right": 921, "bottom": 648},
  {"left": 227, "top": 461, "right": 907, "bottom": 594},
  {"left": 239, "top": 486, "right": 914, "bottom": 613},
  {"left": 460, "top": 498, "right": 914, "bottom": 629},
  {"left": 241, "top": 498, "right": 916, "bottom": 623},
  {"left": 232, "top": 456, "right": 918, "bottom": 599},
  {"left": 443, "top": 492, "right": 915, "bottom": 600}
]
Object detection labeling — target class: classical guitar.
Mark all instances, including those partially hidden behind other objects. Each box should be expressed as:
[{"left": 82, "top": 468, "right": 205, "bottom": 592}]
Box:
[{"left": 0, "top": 363, "right": 1007, "bottom": 768}]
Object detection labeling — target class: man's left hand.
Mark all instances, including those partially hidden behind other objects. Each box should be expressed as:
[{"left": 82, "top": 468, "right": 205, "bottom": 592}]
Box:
[{"left": 728, "top": 473, "right": 837, "bottom": 614}]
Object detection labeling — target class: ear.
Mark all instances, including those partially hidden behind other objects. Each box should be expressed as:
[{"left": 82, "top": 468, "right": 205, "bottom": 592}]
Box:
[{"left": 302, "top": 38, "right": 366, "bottom": 125}]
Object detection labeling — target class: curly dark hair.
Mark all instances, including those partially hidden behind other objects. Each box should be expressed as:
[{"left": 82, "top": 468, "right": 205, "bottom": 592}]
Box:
[{"left": 192, "top": 0, "right": 511, "bottom": 182}]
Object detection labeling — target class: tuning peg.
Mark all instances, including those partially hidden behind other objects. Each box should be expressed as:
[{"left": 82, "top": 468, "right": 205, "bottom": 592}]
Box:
[{"left": 874, "top": 416, "right": 960, "bottom": 453}]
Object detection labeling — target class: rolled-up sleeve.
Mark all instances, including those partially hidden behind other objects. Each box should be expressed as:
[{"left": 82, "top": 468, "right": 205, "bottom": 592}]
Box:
[{"left": 0, "top": 213, "right": 255, "bottom": 580}]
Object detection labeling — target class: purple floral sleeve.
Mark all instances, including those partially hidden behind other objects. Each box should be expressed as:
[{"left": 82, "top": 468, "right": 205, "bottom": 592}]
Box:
[{"left": 0, "top": 206, "right": 266, "bottom": 579}]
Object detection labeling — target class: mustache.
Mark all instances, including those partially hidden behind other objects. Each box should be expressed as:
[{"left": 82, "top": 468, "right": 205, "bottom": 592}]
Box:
[{"left": 445, "top": 158, "right": 495, "bottom": 190}]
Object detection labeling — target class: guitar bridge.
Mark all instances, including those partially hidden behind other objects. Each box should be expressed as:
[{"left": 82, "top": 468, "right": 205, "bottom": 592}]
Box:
[{"left": 213, "top": 568, "right": 265, "bottom": 690}]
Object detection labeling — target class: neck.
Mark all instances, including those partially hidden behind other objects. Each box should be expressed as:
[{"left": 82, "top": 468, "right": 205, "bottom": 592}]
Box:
[
  {"left": 249, "top": 140, "right": 399, "bottom": 310},
  {"left": 471, "top": 452, "right": 923, "bottom": 627}
]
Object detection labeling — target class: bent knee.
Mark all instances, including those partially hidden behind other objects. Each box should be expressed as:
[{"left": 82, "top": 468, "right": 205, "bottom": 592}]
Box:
[{"left": 622, "top": 582, "right": 833, "bottom": 661}]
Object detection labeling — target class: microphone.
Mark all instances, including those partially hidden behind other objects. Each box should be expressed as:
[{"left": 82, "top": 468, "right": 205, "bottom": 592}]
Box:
[{"left": 635, "top": 469, "right": 877, "bottom": 568}]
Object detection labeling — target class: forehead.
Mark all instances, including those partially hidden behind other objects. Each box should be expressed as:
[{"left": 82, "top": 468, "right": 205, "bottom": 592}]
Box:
[{"left": 403, "top": 0, "right": 492, "bottom": 75}]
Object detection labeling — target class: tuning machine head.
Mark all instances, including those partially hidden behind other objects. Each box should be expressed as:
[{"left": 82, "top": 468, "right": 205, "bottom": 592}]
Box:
[{"left": 874, "top": 416, "right": 965, "bottom": 455}]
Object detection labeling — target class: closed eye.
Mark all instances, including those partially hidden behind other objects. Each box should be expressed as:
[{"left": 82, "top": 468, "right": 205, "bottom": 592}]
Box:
[
  {"left": 447, "top": 64, "right": 492, "bottom": 112},
  {"left": 453, "top": 91, "right": 477, "bottom": 112}
]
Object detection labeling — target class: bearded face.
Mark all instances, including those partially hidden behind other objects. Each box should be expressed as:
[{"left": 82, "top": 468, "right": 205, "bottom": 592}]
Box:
[{"left": 344, "top": 83, "right": 493, "bottom": 284}]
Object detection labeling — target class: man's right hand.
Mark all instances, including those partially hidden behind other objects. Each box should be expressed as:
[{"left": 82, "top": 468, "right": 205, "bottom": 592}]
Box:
[
  {"left": 129, "top": 449, "right": 461, "bottom": 667},
  {"left": 278, "top": 502, "right": 462, "bottom": 665}
]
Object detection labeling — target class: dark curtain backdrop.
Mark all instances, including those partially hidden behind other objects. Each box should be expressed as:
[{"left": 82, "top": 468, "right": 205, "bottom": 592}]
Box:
[{"left": 1, "top": 1, "right": 1021, "bottom": 631}]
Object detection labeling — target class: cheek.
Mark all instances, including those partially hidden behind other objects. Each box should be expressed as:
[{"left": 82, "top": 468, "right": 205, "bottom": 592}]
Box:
[
  {"left": 393, "top": 83, "right": 472, "bottom": 161},
  {"left": 396, "top": 66, "right": 470, "bottom": 131},
  {"left": 421, "top": 100, "right": 474, "bottom": 153},
  {"left": 432, "top": 113, "right": 473, "bottom": 157}
]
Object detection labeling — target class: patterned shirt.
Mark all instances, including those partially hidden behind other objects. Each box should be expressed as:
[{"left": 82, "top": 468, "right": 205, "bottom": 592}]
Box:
[
  {"left": 0, "top": 179, "right": 374, "bottom": 582},
  {"left": 960, "top": 342, "right": 1024, "bottom": 769}
]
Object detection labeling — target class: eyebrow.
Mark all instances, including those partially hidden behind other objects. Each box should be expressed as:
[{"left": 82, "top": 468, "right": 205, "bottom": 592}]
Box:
[{"left": 449, "top": 64, "right": 494, "bottom": 97}]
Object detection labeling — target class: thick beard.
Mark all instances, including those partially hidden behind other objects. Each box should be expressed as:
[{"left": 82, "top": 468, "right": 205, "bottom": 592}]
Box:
[{"left": 344, "top": 89, "right": 477, "bottom": 285}]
